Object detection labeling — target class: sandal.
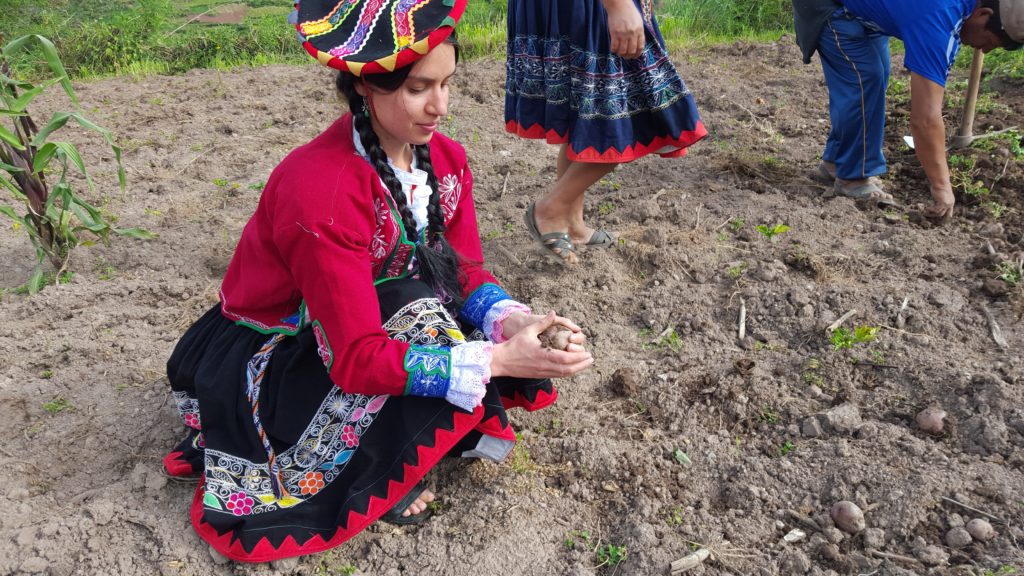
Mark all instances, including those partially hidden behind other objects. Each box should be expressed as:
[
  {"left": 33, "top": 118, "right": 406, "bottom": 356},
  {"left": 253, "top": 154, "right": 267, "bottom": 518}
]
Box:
[
  {"left": 810, "top": 162, "right": 836, "bottom": 185},
  {"left": 524, "top": 201, "right": 577, "bottom": 265},
  {"left": 380, "top": 480, "right": 433, "bottom": 526},
  {"left": 585, "top": 229, "right": 616, "bottom": 249},
  {"left": 834, "top": 179, "right": 898, "bottom": 209}
]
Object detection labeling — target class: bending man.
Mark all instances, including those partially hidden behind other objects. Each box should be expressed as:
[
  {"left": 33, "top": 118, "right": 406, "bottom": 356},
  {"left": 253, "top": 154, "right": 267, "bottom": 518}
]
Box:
[{"left": 793, "top": 0, "right": 1022, "bottom": 219}]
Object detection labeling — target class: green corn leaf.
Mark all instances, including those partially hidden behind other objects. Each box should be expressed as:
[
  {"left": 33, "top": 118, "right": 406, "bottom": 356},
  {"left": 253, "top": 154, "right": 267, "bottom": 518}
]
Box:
[
  {"left": 0, "top": 174, "right": 28, "bottom": 199},
  {"left": 0, "top": 123, "right": 26, "bottom": 150},
  {"left": 30, "top": 112, "right": 122, "bottom": 191},
  {"left": 2, "top": 35, "right": 76, "bottom": 107},
  {"left": 8, "top": 78, "right": 60, "bottom": 113},
  {"left": 0, "top": 109, "right": 29, "bottom": 117},
  {"left": 28, "top": 111, "right": 72, "bottom": 145},
  {"left": 0, "top": 72, "right": 35, "bottom": 91},
  {"left": 114, "top": 227, "right": 156, "bottom": 240},
  {"left": 32, "top": 142, "right": 58, "bottom": 174},
  {"left": 27, "top": 265, "right": 45, "bottom": 294},
  {"left": 0, "top": 204, "right": 27, "bottom": 225},
  {"left": 0, "top": 160, "right": 25, "bottom": 173},
  {"left": 53, "top": 142, "right": 92, "bottom": 189},
  {"left": 69, "top": 202, "right": 107, "bottom": 233},
  {"left": 32, "top": 111, "right": 115, "bottom": 148},
  {"left": 69, "top": 195, "right": 107, "bottom": 231}
]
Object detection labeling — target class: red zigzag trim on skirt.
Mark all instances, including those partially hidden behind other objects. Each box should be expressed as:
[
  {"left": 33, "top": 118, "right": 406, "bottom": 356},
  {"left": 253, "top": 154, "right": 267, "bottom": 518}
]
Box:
[
  {"left": 191, "top": 405, "right": 484, "bottom": 563},
  {"left": 163, "top": 451, "right": 196, "bottom": 477},
  {"left": 506, "top": 120, "right": 707, "bottom": 163}
]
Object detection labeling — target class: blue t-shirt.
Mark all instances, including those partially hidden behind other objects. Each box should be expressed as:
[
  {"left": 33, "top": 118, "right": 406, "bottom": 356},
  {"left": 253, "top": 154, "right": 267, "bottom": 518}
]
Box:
[{"left": 842, "top": 0, "right": 974, "bottom": 87}]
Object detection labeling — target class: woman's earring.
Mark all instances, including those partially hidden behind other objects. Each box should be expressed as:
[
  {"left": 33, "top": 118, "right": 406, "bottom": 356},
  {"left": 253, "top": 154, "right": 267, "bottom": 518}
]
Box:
[{"left": 362, "top": 101, "right": 370, "bottom": 118}]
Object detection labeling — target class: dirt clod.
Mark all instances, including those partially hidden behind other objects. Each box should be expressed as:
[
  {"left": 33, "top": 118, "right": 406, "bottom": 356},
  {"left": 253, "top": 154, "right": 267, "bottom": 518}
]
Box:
[{"left": 610, "top": 368, "right": 639, "bottom": 397}]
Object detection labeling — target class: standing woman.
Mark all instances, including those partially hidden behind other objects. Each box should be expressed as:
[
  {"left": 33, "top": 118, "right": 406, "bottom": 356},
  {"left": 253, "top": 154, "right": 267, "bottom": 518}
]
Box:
[
  {"left": 163, "top": 0, "right": 592, "bottom": 562},
  {"left": 506, "top": 0, "right": 708, "bottom": 264}
]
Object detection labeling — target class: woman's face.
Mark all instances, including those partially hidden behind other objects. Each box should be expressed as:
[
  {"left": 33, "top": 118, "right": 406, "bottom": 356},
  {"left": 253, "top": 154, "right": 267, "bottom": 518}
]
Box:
[{"left": 359, "top": 43, "right": 456, "bottom": 162}]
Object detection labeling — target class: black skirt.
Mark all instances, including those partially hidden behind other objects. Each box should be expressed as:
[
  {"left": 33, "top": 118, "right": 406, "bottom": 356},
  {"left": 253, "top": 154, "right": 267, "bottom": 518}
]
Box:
[{"left": 164, "top": 278, "right": 556, "bottom": 562}]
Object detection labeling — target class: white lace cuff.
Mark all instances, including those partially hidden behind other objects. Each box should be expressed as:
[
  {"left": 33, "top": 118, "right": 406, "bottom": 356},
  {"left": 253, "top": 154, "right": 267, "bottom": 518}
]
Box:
[
  {"left": 483, "top": 299, "right": 532, "bottom": 343},
  {"left": 445, "top": 341, "right": 492, "bottom": 411}
]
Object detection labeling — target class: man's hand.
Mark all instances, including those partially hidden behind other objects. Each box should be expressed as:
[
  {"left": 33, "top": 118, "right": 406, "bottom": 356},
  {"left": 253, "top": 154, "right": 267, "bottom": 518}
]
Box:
[
  {"left": 602, "top": 0, "right": 645, "bottom": 59},
  {"left": 909, "top": 73, "right": 954, "bottom": 221}
]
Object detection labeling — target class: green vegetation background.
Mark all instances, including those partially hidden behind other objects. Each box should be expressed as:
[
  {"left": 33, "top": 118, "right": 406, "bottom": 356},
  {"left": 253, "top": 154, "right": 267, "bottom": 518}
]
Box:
[{"left": 1, "top": 0, "right": 1021, "bottom": 78}]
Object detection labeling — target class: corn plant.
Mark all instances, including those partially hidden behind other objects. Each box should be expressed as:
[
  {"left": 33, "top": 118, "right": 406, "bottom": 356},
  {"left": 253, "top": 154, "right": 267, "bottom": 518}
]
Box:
[{"left": 0, "top": 34, "right": 151, "bottom": 293}]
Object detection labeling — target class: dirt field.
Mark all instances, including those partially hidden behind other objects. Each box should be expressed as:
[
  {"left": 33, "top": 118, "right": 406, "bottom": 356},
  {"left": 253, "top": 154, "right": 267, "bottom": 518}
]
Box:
[{"left": 1, "top": 38, "right": 1022, "bottom": 576}]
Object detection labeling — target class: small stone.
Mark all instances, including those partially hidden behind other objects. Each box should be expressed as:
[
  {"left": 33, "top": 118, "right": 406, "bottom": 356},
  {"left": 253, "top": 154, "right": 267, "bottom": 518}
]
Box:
[
  {"left": 823, "top": 404, "right": 862, "bottom": 434},
  {"left": 801, "top": 417, "right": 824, "bottom": 438},
  {"left": 783, "top": 528, "right": 807, "bottom": 543},
  {"left": 601, "top": 482, "right": 619, "bottom": 493},
  {"left": 945, "top": 527, "right": 973, "bottom": 548},
  {"left": 966, "top": 518, "right": 996, "bottom": 542}
]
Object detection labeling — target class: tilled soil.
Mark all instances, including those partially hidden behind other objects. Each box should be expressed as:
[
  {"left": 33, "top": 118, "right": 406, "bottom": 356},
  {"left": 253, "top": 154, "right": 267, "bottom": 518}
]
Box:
[{"left": 1, "top": 38, "right": 1022, "bottom": 576}]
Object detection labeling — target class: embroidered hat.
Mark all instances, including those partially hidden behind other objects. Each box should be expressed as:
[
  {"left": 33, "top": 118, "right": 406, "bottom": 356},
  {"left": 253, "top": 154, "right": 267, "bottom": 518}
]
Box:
[
  {"left": 292, "top": 0, "right": 467, "bottom": 76},
  {"left": 1003, "top": 0, "right": 1024, "bottom": 42}
]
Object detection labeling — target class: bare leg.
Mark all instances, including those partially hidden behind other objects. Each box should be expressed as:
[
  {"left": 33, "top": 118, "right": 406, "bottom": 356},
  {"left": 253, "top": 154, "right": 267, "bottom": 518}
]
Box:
[
  {"left": 534, "top": 150, "right": 617, "bottom": 247},
  {"left": 402, "top": 488, "right": 435, "bottom": 517}
]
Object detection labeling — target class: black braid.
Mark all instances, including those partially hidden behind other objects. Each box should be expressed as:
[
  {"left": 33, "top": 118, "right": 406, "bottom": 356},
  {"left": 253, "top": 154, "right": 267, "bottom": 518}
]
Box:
[
  {"left": 413, "top": 142, "right": 465, "bottom": 308},
  {"left": 335, "top": 69, "right": 465, "bottom": 310}
]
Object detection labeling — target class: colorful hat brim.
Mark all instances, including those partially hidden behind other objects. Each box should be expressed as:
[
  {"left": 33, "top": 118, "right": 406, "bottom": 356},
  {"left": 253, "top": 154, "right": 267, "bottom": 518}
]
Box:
[{"left": 295, "top": 0, "right": 467, "bottom": 76}]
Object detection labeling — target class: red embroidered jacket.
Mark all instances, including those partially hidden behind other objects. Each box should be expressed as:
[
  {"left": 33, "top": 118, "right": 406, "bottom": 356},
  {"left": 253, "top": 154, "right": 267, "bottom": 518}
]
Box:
[{"left": 219, "top": 114, "right": 499, "bottom": 396}]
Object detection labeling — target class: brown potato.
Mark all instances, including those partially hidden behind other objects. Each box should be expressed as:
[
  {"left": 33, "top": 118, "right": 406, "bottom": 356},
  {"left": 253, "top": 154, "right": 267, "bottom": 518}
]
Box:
[
  {"left": 915, "top": 407, "right": 947, "bottom": 435},
  {"left": 830, "top": 500, "right": 865, "bottom": 534},
  {"left": 538, "top": 325, "right": 573, "bottom": 351}
]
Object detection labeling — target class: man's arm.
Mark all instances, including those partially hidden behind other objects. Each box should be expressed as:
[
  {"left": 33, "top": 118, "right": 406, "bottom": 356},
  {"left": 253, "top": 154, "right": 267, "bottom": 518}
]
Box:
[{"left": 909, "top": 72, "right": 955, "bottom": 220}]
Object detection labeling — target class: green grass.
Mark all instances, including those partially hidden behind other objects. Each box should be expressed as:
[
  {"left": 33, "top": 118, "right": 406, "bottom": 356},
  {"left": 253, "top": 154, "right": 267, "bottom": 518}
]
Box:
[
  {"left": 18, "top": 0, "right": 1022, "bottom": 84},
  {"left": 657, "top": 0, "right": 792, "bottom": 49},
  {"left": 1, "top": 0, "right": 795, "bottom": 79},
  {"left": 0, "top": 0, "right": 303, "bottom": 78}
]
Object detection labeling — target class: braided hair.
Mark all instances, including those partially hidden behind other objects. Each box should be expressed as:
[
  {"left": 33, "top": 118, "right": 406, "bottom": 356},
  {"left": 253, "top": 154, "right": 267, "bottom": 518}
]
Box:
[{"left": 335, "top": 36, "right": 465, "bottom": 310}]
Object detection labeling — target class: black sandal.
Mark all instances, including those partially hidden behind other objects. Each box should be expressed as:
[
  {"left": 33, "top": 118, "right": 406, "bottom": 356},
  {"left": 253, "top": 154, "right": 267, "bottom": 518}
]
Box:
[{"left": 380, "top": 481, "right": 433, "bottom": 526}]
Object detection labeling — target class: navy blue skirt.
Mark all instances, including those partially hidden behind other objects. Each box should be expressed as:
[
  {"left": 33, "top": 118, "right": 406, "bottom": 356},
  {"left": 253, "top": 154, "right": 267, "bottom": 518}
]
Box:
[{"left": 505, "top": 0, "right": 706, "bottom": 162}]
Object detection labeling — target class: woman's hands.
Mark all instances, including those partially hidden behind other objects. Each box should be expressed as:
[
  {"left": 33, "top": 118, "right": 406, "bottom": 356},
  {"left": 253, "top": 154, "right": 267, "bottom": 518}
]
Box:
[
  {"left": 490, "top": 312, "right": 593, "bottom": 378},
  {"left": 499, "top": 310, "right": 585, "bottom": 350},
  {"left": 602, "top": 0, "right": 645, "bottom": 59}
]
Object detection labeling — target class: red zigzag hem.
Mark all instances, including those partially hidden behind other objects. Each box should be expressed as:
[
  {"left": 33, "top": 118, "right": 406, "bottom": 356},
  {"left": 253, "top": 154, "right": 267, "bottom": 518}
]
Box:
[
  {"left": 190, "top": 405, "right": 484, "bottom": 563},
  {"left": 505, "top": 120, "right": 708, "bottom": 163}
]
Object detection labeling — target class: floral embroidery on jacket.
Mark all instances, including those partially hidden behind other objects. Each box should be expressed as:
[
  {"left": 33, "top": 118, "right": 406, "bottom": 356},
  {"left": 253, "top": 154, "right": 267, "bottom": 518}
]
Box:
[
  {"left": 371, "top": 196, "right": 397, "bottom": 260},
  {"left": 438, "top": 172, "right": 462, "bottom": 221}
]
